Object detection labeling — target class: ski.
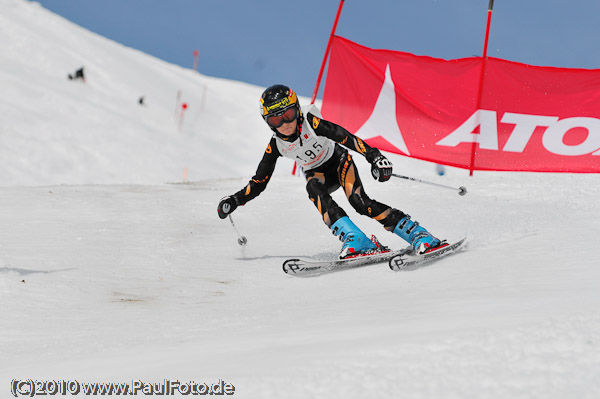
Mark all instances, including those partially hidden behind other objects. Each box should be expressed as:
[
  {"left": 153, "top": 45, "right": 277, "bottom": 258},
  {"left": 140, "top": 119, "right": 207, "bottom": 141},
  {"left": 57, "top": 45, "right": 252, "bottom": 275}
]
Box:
[
  {"left": 283, "top": 248, "right": 412, "bottom": 277},
  {"left": 388, "top": 237, "right": 467, "bottom": 272}
]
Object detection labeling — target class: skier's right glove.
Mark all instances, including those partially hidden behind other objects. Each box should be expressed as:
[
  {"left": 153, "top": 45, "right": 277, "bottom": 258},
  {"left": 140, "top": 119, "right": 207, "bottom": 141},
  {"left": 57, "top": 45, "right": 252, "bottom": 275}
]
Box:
[{"left": 217, "top": 195, "right": 239, "bottom": 219}]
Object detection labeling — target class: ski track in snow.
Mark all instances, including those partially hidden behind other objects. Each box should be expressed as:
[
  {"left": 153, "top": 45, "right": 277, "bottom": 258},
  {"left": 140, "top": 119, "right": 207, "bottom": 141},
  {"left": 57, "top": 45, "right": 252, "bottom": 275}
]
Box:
[{"left": 1, "top": 174, "right": 599, "bottom": 398}]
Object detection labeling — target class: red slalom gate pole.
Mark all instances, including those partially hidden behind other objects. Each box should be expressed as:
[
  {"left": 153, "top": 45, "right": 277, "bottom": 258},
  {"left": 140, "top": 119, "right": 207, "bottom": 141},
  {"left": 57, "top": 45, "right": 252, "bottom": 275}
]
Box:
[
  {"left": 310, "top": 0, "right": 345, "bottom": 105},
  {"left": 295, "top": 0, "right": 345, "bottom": 176},
  {"left": 469, "top": 0, "right": 495, "bottom": 176}
]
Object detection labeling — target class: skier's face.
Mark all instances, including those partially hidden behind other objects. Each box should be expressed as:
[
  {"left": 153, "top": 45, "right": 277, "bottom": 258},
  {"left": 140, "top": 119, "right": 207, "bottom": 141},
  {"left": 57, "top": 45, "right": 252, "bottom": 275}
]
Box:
[{"left": 276, "top": 118, "right": 298, "bottom": 136}]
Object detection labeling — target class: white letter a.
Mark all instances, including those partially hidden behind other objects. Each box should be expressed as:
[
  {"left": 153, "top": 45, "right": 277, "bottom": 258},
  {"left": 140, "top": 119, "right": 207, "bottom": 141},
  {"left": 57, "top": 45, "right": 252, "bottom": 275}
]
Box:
[{"left": 437, "top": 109, "right": 498, "bottom": 150}]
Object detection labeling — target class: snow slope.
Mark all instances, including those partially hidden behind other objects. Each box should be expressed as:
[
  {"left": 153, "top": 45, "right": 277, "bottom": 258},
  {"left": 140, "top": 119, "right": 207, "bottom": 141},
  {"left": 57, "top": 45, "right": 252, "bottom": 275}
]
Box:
[
  {"left": 1, "top": 1, "right": 599, "bottom": 398},
  {"left": 0, "top": 0, "right": 287, "bottom": 186}
]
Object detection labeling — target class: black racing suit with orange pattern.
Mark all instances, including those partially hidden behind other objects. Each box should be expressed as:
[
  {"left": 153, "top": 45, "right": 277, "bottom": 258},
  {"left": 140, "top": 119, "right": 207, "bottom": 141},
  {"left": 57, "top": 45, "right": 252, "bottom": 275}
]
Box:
[{"left": 232, "top": 112, "right": 406, "bottom": 230}]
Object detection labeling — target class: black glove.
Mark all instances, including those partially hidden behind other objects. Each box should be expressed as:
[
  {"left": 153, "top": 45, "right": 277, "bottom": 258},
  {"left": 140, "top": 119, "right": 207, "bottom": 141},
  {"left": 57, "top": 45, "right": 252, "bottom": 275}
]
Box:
[
  {"left": 370, "top": 154, "right": 393, "bottom": 182},
  {"left": 217, "top": 195, "right": 239, "bottom": 219}
]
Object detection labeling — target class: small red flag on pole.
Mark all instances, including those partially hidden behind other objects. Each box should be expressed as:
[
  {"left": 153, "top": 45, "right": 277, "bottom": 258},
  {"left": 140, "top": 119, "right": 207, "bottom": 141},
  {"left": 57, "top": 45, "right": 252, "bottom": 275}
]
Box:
[
  {"left": 193, "top": 50, "right": 199, "bottom": 72},
  {"left": 179, "top": 102, "right": 188, "bottom": 131}
]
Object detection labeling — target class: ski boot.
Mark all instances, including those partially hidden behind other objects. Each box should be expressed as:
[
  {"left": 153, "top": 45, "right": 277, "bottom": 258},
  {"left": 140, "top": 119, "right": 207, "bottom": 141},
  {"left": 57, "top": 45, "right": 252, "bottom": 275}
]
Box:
[
  {"left": 331, "top": 216, "right": 378, "bottom": 259},
  {"left": 393, "top": 215, "right": 445, "bottom": 254}
]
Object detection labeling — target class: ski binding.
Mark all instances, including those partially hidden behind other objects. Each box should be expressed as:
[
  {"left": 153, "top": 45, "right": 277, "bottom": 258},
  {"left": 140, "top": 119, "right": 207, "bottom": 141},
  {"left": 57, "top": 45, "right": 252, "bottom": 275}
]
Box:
[{"left": 389, "top": 237, "right": 467, "bottom": 271}]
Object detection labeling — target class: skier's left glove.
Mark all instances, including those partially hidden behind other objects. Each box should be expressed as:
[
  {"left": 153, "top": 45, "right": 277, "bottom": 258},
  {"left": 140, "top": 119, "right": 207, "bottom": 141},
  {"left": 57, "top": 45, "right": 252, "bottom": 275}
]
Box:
[
  {"left": 217, "top": 195, "right": 239, "bottom": 219},
  {"left": 369, "top": 151, "right": 393, "bottom": 182}
]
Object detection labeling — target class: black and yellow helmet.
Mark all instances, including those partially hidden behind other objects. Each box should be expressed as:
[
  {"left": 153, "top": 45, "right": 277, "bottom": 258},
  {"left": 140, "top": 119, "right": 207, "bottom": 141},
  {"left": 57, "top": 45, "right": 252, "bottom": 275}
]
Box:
[{"left": 260, "top": 84, "right": 302, "bottom": 131}]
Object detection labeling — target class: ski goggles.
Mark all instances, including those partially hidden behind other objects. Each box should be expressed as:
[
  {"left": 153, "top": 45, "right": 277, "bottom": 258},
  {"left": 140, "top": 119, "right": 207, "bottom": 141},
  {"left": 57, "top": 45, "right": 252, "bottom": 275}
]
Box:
[{"left": 265, "top": 106, "right": 298, "bottom": 128}]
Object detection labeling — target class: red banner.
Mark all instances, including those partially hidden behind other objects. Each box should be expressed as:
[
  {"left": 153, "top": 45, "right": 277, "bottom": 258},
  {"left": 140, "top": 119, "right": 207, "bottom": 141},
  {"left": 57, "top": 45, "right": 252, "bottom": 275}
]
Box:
[{"left": 321, "top": 36, "right": 600, "bottom": 173}]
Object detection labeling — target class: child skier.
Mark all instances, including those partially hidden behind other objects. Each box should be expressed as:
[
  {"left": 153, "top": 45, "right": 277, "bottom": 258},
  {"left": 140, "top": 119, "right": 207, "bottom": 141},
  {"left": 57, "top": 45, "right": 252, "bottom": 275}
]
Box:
[{"left": 218, "top": 84, "right": 445, "bottom": 259}]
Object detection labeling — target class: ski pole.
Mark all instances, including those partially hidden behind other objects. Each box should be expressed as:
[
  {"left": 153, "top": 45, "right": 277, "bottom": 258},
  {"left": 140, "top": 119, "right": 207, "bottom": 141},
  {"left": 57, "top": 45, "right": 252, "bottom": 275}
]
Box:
[
  {"left": 228, "top": 215, "right": 248, "bottom": 246},
  {"left": 391, "top": 173, "right": 467, "bottom": 196}
]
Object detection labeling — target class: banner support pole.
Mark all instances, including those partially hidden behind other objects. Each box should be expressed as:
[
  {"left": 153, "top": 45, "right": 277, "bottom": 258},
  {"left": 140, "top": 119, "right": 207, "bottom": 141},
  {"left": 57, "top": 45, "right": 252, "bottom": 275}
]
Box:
[
  {"left": 294, "top": 0, "right": 345, "bottom": 176},
  {"left": 469, "top": 0, "right": 495, "bottom": 176},
  {"left": 310, "top": 0, "right": 345, "bottom": 105}
]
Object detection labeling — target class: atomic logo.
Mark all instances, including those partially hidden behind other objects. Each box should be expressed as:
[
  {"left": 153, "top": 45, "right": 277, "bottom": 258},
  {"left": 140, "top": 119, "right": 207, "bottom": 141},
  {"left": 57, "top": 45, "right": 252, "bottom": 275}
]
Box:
[{"left": 438, "top": 110, "right": 600, "bottom": 156}]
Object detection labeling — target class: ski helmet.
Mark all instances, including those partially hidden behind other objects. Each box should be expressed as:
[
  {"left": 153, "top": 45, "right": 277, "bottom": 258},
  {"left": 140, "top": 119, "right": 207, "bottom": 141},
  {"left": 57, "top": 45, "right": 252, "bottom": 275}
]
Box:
[{"left": 259, "top": 84, "right": 302, "bottom": 131}]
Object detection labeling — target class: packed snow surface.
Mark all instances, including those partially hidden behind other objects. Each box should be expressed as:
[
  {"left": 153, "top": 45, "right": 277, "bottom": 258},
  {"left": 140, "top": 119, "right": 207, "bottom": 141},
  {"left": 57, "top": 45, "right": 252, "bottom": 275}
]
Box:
[{"left": 1, "top": 1, "right": 599, "bottom": 398}]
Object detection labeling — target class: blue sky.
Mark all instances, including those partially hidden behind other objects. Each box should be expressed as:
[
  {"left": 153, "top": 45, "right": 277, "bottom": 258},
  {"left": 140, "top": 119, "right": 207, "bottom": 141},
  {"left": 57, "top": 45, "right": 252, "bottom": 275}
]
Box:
[{"left": 35, "top": 0, "right": 600, "bottom": 98}]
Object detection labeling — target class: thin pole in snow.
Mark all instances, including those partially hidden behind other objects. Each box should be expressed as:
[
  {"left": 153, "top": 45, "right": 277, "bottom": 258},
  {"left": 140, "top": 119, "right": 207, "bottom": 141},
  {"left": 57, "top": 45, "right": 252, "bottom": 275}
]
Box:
[{"left": 175, "top": 90, "right": 182, "bottom": 120}]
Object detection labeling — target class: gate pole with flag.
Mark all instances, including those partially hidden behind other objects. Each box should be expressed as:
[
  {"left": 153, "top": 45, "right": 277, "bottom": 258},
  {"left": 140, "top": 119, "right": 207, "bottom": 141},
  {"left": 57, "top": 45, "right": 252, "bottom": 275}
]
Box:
[
  {"left": 469, "top": 0, "right": 495, "bottom": 176},
  {"left": 310, "top": 0, "right": 345, "bottom": 105}
]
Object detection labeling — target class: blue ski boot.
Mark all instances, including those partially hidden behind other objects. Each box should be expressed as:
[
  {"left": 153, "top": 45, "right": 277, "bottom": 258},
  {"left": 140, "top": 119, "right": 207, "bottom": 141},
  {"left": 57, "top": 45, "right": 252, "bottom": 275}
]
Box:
[
  {"left": 393, "top": 215, "right": 442, "bottom": 254},
  {"left": 331, "top": 216, "right": 378, "bottom": 259}
]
